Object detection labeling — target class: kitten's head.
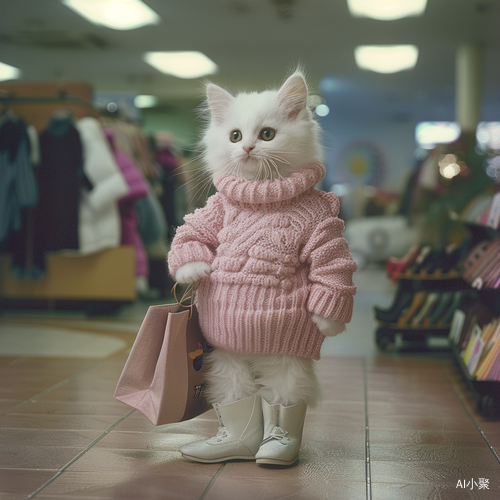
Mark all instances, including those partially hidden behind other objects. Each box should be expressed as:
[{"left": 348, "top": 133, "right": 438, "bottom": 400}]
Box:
[{"left": 201, "top": 71, "right": 323, "bottom": 181}]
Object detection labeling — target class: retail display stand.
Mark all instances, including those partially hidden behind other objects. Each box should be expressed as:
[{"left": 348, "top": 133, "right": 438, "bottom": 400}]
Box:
[
  {"left": 448, "top": 216, "right": 500, "bottom": 418},
  {"left": 376, "top": 193, "right": 500, "bottom": 416}
]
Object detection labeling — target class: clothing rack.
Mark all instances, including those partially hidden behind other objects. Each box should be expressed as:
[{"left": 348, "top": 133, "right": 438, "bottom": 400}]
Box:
[
  {"left": 0, "top": 89, "right": 95, "bottom": 109},
  {"left": 0, "top": 81, "right": 137, "bottom": 310},
  {"left": 0, "top": 81, "right": 100, "bottom": 131}
]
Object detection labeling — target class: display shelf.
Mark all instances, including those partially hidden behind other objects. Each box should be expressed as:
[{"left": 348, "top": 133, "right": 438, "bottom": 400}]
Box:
[
  {"left": 448, "top": 217, "right": 500, "bottom": 418},
  {"left": 451, "top": 343, "right": 500, "bottom": 418}
]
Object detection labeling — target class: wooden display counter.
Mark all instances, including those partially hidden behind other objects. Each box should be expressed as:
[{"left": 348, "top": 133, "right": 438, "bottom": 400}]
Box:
[{"left": 0, "top": 246, "right": 136, "bottom": 301}]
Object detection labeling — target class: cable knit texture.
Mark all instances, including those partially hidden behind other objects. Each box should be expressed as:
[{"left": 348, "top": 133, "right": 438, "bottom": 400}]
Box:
[{"left": 168, "top": 163, "right": 357, "bottom": 360}]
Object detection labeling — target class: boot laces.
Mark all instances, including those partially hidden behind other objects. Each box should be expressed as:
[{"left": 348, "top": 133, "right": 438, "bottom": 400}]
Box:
[
  {"left": 207, "top": 426, "right": 229, "bottom": 443},
  {"left": 263, "top": 425, "right": 291, "bottom": 445}
]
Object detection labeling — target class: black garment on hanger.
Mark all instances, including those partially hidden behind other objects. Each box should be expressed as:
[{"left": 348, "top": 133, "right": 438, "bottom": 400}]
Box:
[
  {"left": 0, "top": 115, "right": 31, "bottom": 162},
  {"left": 32, "top": 114, "right": 84, "bottom": 271}
]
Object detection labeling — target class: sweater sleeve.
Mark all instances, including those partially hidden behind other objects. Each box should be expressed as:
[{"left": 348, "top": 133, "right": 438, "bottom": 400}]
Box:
[
  {"left": 167, "top": 193, "right": 225, "bottom": 278},
  {"left": 301, "top": 193, "right": 357, "bottom": 323}
]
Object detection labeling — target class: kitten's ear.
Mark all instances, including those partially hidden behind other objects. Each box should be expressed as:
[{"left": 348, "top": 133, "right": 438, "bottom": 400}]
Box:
[
  {"left": 207, "top": 84, "right": 234, "bottom": 125},
  {"left": 277, "top": 72, "right": 308, "bottom": 120}
]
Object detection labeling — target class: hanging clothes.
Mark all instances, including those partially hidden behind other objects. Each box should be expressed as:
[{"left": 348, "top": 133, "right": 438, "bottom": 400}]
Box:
[
  {"left": 99, "top": 118, "right": 158, "bottom": 180},
  {"left": 0, "top": 116, "right": 38, "bottom": 245},
  {"left": 135, "top": 192, "right": 167, "bottom": 251},
  {"left": 104, "top": 128, "right": 149, "bottom": 278},
  {"left": 29, "top": 113, "right": 84, "bottom": 272},
  {"left": 154, "top": 132, "right": 181, "bottom": 241},
  {"left": 76, "top": 117, "right": 129, "bottom": 255}
]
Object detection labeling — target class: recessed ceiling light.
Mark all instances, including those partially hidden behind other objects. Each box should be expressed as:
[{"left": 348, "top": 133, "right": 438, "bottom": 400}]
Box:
[
  {"left": 134, "top": 95, "right": 158, "bottom": 108},
  {"left": 143, "top": 51, "right": 218, "bottom": 79},
  {"left": 0, "top": 61, "right": 21, "bottom": 81},
  {"left": 61, "top": 0, "right": 160, "bottom": 30},
  {"left": 354, "top": 45, "right": 419, "bottom": 73},
  {"left": 347, "top": 0, "right": 427, "bottom": 20}
]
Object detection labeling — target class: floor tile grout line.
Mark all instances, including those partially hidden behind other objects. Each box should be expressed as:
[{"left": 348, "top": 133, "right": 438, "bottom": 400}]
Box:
[
  {"left": 4, "top": 359, "right": 108, "bottom": 415},
  {"left": 24, "top": 409, "right": 136, "bottom": 499},
  {"left": 198, "top": 463, "right": 226, "bottom": 500},
  {"left": 440, "top": 362, "right": 500, "bottom": 466},
  {"left": 363, "top": 358, "right": 372, "bottom": 500}
]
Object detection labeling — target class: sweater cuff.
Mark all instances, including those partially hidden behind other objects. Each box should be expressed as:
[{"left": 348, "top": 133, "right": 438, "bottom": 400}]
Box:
[
  {"left": 167, "top": 242, "right": 214, "bottom": 278},
  {"left": 307, "top": 285, "right": 354, "bottom": 323}
]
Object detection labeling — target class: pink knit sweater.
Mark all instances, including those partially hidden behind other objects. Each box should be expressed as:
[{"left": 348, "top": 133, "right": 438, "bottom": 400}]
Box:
[{"left": 168, "top": 163, "right": 356, "bottom": 360}]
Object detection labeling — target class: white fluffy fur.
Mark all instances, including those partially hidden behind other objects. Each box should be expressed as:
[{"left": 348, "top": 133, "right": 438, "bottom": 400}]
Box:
[
  {"left": 175, "top": 261, "right": 211, "bottom": 284},
  {"left": 205, "top": 348, "right": 322, "bottom": 408},
  {"left": 201, "top": 71, "right": 323, "bottom": 181},
  {"left": 311, "top": 314, "right": 346, "bottom": 337}
]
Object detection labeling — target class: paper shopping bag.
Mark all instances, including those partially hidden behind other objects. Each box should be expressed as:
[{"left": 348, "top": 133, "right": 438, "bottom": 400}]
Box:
[{"left": 114, "top": 303, "right": 211, "bottom": 425}]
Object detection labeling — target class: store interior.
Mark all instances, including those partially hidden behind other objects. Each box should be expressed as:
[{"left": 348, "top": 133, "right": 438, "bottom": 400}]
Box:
[{"left": 1, "top": 1, "right": 500, "bottom": 498}]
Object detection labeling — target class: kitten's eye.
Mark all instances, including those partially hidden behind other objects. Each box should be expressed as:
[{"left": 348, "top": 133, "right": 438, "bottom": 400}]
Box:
[
  {"left": 259, "top": 128, "right": 276, "bottom": 141},
  {"left": 230, "top": 130, "right": 242, "bottom": 143}
]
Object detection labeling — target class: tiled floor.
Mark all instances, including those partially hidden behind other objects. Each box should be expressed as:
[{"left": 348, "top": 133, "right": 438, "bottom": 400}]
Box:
[{"left": 1, "top": 267, "right": 500, "bottom": 499}]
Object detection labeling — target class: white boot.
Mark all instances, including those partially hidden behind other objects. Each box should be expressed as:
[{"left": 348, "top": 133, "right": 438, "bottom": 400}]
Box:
[
  {"left": 179, "top": 394, "right": 263, "bottom": 463},
  {"left": 255, "top": 398, "right": 307, "bottom": 466}
]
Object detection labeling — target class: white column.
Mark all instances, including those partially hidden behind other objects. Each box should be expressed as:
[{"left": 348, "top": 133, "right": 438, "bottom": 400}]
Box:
[{"left": 455, "top": 44, "right": 483, "bottom": 132}]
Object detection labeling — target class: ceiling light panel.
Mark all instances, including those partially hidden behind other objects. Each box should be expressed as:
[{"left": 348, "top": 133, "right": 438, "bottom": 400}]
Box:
[
  {"left": 143, "top": 51, "right": 218, "bottom": 79},
  {"left": 0, "top": 61, "right": 21, "bottom": 81},
  {"left": 61, "top": 0, "right": 160, "bottom": 30},
  {"left": 415, "top": 122, "right": 461, "bottom": 149},
  {"left": 134, "top": 95, "right": 158, "bottom": 108},
  {"left": 355, "top": 45, "right": 419, "bottom": 73},
  {"left": 347, "top": 0, "right": 427, "bottom": 20}
]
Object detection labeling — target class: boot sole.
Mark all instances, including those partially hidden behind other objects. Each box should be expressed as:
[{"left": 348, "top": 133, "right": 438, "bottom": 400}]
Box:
[
  {"left": 181, "top": 453, "right": 256, "bottom": 463},
  {"left": 256, "top": 457, "right": 298, "bottom": 466}
]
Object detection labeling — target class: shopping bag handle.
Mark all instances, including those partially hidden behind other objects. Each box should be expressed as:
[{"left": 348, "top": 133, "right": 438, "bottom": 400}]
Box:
[{"left": 172, "top": 282, "right": 195, "bottom": 318}]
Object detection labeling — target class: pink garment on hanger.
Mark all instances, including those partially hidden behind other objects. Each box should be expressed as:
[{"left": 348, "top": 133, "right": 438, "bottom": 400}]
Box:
[{"left": 104, "top": 128, "right": 149, "bottom": 277}]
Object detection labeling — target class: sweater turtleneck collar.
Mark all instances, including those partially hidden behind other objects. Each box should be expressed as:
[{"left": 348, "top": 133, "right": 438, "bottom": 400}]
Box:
[{"left": 214, "top": 163, "right": 325, "bottom": 205}]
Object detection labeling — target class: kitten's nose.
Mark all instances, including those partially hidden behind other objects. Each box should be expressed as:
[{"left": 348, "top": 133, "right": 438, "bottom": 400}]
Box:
[{"left": 243, "top": 145, "right": 254, "bottom": 154}]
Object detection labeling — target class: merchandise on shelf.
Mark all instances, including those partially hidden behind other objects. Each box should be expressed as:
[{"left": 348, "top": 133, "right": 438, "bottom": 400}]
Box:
[{"left": 450, "top": 300, "right": 500, "bottom": 382}]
